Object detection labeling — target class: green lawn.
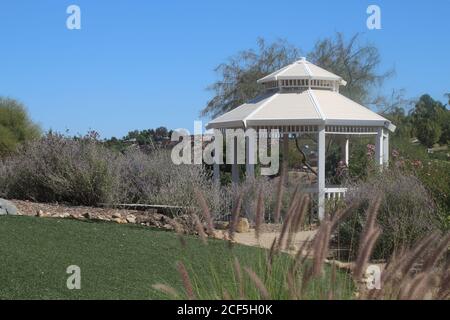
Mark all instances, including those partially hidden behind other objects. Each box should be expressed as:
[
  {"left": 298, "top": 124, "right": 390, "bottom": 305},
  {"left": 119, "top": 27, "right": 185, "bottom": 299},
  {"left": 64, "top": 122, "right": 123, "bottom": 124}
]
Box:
[{"left": 0, "top": 216, "right": 353, "bottom": 299}]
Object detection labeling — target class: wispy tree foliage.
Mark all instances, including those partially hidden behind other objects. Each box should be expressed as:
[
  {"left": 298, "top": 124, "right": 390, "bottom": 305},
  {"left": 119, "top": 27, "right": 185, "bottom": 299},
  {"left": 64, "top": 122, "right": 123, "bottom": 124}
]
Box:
[
  {"left": 308, "top": 33, "right": 393, "bottom": 105},
  {"left": 202, "top": 33, "right": 393, "bottom": 118},
  {"left": 201, "top": 38, "right": 300, "bottom": 118}
]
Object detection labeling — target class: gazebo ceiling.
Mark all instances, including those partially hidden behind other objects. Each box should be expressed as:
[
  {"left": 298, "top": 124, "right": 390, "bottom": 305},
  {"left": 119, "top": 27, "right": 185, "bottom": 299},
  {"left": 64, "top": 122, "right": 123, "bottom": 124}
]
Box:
[{"left": 206, "top": 58, "right": 395, "bottom": 132}]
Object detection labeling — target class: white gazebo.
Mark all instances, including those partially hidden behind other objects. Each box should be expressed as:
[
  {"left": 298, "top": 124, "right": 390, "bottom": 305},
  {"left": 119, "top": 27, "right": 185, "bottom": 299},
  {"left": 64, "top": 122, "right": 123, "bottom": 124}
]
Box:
[{"left": 206, "top": 57, "right": 395, "bottom": 220}]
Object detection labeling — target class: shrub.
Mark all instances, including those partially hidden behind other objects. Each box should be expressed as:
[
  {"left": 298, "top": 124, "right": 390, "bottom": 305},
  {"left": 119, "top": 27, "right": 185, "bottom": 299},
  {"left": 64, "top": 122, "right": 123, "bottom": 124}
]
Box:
[
  {"left": 390, "top": 137, "right": 450, "bottom": 229},
  {"left": 417, "top": 160, "right": 450, "bottom": 229},
  {"left": 0, "top": 132, "right": 218, "bottom": 211},
  {"left": 117, "top": 149, "right": 217, "bottom": 213},
  {"left": 0, "top": 97, "right": 41, "bottom": 156},
  {"left": 347, "top": 138, "right": 374, "bottom": 180},
  {"left": 217, "top": 176, "right": 277, "bottom": 221},
  {"left": 338, "top": 169, "right": 439, "bottom": 260},
  {"left": 0, "top": 132, "right": 120, "bottom": 205}
]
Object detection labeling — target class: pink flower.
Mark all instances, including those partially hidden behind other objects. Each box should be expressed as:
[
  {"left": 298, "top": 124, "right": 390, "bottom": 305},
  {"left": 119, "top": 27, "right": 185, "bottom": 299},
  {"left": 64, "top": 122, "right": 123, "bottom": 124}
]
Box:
[
  {"left": 411, "top": 160, "right": 423, "bottom": 168},
  {"left": 366, "top": 144, "right": 375, "bottom": 157}
]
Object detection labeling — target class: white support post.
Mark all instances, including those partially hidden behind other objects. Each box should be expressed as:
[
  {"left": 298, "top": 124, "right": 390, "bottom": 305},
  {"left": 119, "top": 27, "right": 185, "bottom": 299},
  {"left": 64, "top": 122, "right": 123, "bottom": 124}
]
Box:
[
  {"left": 375, "top": 128, "right": 384, "bottom": 168},
  {"left": 245, "top": 136, "right": 255, "bottom": 179},
  {"left": 341, "top": 137, "right": 349, "bottom": 166},
  {"left": 231, "top": 138, "right": 239, "bottom": 184},
  {"left": 317, "top": 125, "right": 326, "bottom": 221},
  {"left": 383, "top": 131, "right": 389, "bottom": 166},
  {"left": 282, "top": 133, "right": 289, "bottom": 184}
]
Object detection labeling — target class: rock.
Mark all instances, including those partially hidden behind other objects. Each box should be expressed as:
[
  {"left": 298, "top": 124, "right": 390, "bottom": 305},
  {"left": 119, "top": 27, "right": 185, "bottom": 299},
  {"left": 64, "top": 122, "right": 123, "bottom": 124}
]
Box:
[
  {"left": 235, "top": 218, "right": 250, "bottom": 233},
  {"left": 214, "top": 221, "right": 230, "bottom": 230},
  {"left": 83, "top": 212, "right": 95, "bottom": 219},
  {"left": 112, "top": 218, "right": 127, "bottom": 224},
  {"left": 126, "top": 214, "right": 136, "bottom": 224},
  {"left": 0, "top": 199, "right": 18, "bottom": 215},
  {"left": 212, "top": 230, "right": 226, "bottom": 240},
  {"left": 112, "top": 212, "right": 122, "bottom": 219},
  {"left": 37, "top": 210, "right": 51, "bottom": 217},
  {"left": 70, "top": 213, "right": 83, "bottom": 220},
  {"left": 162, "top": 223, "right": 174, "bottom": 230},
  {"left": 136, "top": 214, "right": 160, "bottom": 225},
  {"left": 160, "top": 215, "right": 172, "bottom": 223},
  {"left": 57, "top": 212, "right": 70, "bottom": 218}
]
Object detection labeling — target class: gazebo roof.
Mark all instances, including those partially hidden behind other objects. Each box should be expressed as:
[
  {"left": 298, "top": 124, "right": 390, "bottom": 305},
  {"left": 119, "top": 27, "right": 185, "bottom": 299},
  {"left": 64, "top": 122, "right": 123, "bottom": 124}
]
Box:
[
  {"left": 206, "top": 58, "right": 395, "bottom": 132},
  {"left": 257, "top": 57, "right": 346, "bottom": 85}
]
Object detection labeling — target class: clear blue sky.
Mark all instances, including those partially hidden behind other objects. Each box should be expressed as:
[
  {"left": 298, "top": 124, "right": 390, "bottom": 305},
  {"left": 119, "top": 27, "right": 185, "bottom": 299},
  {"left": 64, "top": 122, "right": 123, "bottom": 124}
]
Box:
[{"left": 0, "top": 0, "right": 449, "bottom": 138}]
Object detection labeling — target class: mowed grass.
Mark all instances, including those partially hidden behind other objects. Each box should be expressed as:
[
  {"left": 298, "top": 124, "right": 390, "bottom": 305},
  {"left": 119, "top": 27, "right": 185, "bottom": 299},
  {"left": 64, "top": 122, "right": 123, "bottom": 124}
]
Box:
[{"left": 0, "top": 216, "right": 353, "bottom": 299}]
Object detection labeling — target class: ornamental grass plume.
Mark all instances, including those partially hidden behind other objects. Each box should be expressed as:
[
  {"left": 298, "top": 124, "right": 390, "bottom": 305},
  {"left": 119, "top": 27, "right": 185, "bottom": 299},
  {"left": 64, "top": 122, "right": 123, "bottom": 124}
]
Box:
[{"left": 153, "top": 184, "right": 449, "bottom": 300}]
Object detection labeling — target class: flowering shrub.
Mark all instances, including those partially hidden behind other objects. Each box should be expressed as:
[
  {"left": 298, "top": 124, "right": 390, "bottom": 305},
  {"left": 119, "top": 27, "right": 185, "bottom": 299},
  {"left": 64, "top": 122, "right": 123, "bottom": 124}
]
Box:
[{"left": 339, "top": 169, "right": 440, "bottom": 259}]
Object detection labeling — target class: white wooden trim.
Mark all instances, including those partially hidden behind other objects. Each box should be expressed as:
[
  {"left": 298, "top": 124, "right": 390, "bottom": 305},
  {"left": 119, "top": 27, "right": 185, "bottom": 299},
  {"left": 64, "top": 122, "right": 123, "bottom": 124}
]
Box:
[
  {"left": 317, "top": 125, "right": 326, "bottom": 221},
  {"left": 341, "top": 138, "right": 349, "bottom": 166},
  {"left": 307, "top": 89, "right": 326, "bottom": 121},
  {"left": 232, "top": 139, "right": 239, "bottom": 184},
  {"left": 375, "top": 128, "right": 384, "bottom": 167},
  {"left": 383, "top": 131, "right": 389, "bottom": 166}
]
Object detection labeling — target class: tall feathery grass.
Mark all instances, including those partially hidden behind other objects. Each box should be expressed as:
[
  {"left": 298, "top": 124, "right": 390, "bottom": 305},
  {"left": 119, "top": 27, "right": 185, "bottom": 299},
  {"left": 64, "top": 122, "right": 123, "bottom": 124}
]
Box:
[{"left": 153, "top": 186, "right": 450, "bottom": 300}]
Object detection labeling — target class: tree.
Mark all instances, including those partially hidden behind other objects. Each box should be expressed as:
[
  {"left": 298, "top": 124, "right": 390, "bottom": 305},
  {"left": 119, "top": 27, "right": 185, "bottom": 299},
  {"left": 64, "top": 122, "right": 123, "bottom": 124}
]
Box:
[
  {"left": 415, "top": 121, "right": 442, "bottom": 147},
  {"left": 411, "top": 94, "right": 447, "bottom": 146},
  {"left": 308, "top": 33, "right": 393, "bottom": 105},
  {"left": 154, "top": 126, "right": 169, "bottom": 140},
  {"left": 202, "top": 33, "right": 393, "bottom": 118},
  {"left": 439, "top": 110, "right": 450, "bottom": 145},
  {"left": 201, "top": 38, "right": 300, "bottom": 118},
  {"left": 0, "top": 97, "right": 41, "bottom": 156},
  {"left": 384, "top": 106, "right": 413, "bottom": 138},
  {"left": 442, "top": 93, "right": 450, "bottom": 144}
]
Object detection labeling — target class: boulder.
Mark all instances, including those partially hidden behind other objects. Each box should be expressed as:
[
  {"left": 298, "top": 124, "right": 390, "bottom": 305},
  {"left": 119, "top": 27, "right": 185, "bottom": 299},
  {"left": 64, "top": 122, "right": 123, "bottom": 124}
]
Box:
[
  {"left": 162, "top": 223, "right": 174, "bottom": 230},
  {"left": 112, "top": 217, "right": 127, "bottom": 224},
  {"left": 37, "top": 210, "right": 46, "bottom": 217},
  {"left": 95, "top": 215, "right": 110, "bottom": 222},
  {"left": 126, "top": 214, "right": 136, "bottom": 224},
  {"left": 83, "top": 212, "right": 95, "bottom": 219},
  {"left": 112, "top": 212, "right": 122, "bottom": 219},
  {"left": 235, "top": 218, "right": 250, "bottom": 233},
  {"left": 56, "top": 212, "right": 70, "bottom": 218},
  {"left": 0, "top": 199, "right": 18, "bottom": 216},
  {"left": 211, "top": 230, "right": 227, "bottom": 240},
  {"left": 70, "top": 212, "right": 83, "bottom": 220}
]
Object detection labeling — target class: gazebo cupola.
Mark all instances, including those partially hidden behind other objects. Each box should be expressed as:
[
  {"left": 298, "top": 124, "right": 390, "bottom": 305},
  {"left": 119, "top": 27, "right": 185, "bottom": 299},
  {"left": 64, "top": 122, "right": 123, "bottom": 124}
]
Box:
[
  {"left": 258, "top": 57, "right": 347, "bottom": 93},
  {"left": 206, "top": 57, "right": 396, "bottom": 220}
]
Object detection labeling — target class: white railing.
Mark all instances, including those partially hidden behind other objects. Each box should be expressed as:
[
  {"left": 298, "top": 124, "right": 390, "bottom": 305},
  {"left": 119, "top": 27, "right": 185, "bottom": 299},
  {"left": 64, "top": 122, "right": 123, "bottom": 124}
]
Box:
[
  {"left": 302, "top": 185, "right": 348, "bottom": 200},
  {"left": 324, "top": 187, "right": 347, "bottom": 200}
]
